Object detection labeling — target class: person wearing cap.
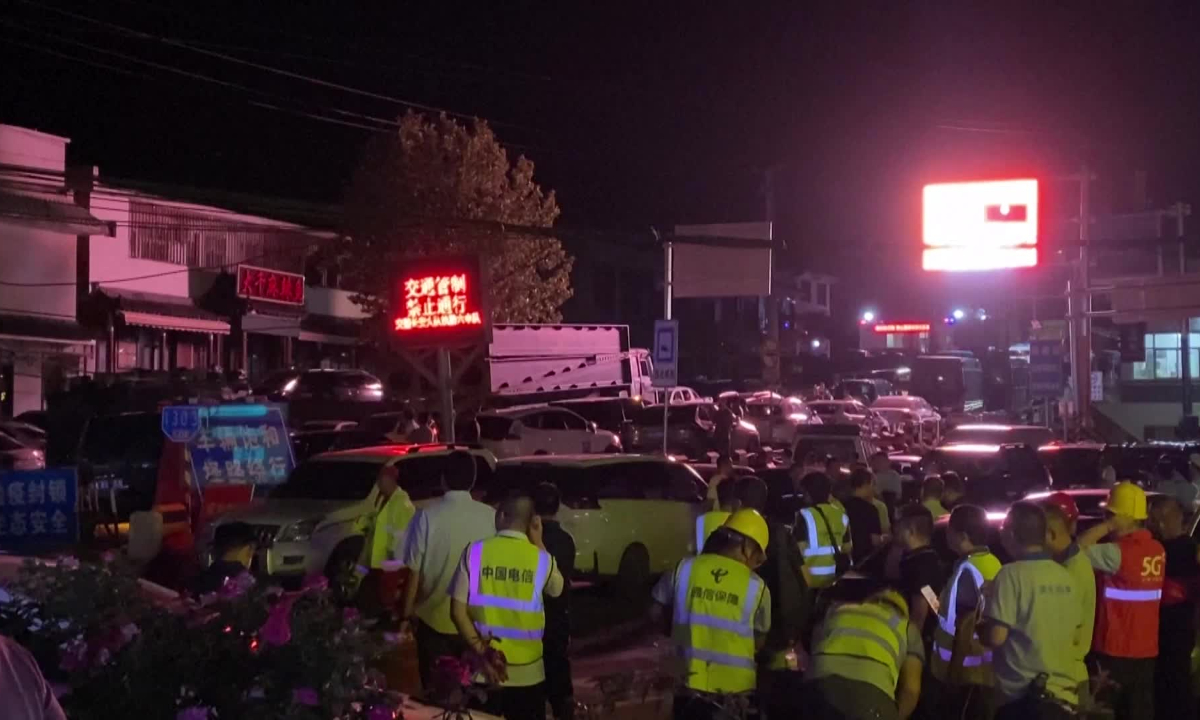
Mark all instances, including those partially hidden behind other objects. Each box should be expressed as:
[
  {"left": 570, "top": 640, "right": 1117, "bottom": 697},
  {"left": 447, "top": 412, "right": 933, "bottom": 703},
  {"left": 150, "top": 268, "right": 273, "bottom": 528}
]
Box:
[
  {"left": 928, "top": 505, "right": 1002, "bottom": 720},
  {"left": 651, "top": 509, "right": 772, "bottom": 720},
  {"left": 1040, "top": 493, "right": 1094, "bottom": 703},
  {"left": 1145, "top": 495, "right": 1199, "bottom": 720},
  {"left": 803, "top": 573, "right": 925, "bottom": 720},
  {"left": 978, "top": 502, "right": 1081, "bottom": 719},
  {"left": 1076, "top": 481, "right": 1165, "bottom": 720},
  {"left": 1151, "top": 456, "right": 1196, "bottom": 509}
]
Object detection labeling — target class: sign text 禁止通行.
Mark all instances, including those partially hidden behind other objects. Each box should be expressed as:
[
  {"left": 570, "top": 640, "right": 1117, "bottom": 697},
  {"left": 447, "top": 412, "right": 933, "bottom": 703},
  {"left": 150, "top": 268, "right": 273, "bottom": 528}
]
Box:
[{"left": 236, "top": 265, "right": 306, "bottom": 305}]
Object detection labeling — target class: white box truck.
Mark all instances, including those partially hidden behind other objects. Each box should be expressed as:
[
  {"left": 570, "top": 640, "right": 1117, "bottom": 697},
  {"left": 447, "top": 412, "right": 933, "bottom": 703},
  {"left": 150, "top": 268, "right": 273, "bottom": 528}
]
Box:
[{"left": 487, "top": 324, "right": 657, "bottom": 404}]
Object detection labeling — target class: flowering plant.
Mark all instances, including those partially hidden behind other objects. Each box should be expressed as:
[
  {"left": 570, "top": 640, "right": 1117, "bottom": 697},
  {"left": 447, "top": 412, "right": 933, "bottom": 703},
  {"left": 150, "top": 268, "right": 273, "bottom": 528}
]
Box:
[{"left": 0, "top": 558, "right": 404, "bottom": 719}]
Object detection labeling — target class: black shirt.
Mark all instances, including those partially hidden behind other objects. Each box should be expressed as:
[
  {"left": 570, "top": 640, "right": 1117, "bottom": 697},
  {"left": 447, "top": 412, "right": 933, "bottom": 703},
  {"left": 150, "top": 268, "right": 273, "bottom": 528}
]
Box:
[
  {"left": 541, "top": 520, "right": 576, "bottom": 644},
  {"left": 1160, "top": 534, "right": 1200, "bottom": 656},
  {"left": 843, "top": 496, "right": 882, "bottom": 566},
  {"left": 897, "top": 545, "right": 946, "bottom": 642},
  {"left": 758, "top": 521, "right": 812, "bottom": 654}
]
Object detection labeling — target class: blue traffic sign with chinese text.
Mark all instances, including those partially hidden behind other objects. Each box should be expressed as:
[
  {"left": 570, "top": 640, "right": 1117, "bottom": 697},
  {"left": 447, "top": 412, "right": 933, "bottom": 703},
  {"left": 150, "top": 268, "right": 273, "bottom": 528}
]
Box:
[
  {"left": 162, "top": 405, "right": 202, "bottom": 443},
  {"left": 0, "top": 468, "right": 79, "bottom": 552},
  {"left": 1029, "top": 340, "right": 1065, "bottom": 399},
  {"left": 186, "top": 404, "right": 295, "bottom": 487}
]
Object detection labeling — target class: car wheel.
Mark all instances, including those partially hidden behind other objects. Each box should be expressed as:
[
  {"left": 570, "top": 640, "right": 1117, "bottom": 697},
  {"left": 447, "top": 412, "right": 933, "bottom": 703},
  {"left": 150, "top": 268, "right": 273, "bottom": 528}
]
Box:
[
  {"left": 615, "top": 543, "right": 651, "bottom": 601},
  {"left": 603, "top": 444, "right": 621, "bottom": 454},
  {"left": 324, "top": 537, "right": 365, "bottom": 605}
]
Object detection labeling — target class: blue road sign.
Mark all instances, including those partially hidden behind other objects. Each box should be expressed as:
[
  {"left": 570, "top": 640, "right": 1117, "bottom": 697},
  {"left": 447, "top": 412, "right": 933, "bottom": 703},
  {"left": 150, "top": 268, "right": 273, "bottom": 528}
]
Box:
[
  {"left": 0, "top": 468, "right": 79, "bottom": 552},
  {"left": 652, "top": 319, "right": 679, "bottom": 389},
  {"left": 1029, "top": 339, "right": 1065, "bottom": 399},
  {"left": 161, "top": 405, "right": 202, "bottom": 443},
  {"left": 187, "top": 404, "right": 296, "bottom": 487}
]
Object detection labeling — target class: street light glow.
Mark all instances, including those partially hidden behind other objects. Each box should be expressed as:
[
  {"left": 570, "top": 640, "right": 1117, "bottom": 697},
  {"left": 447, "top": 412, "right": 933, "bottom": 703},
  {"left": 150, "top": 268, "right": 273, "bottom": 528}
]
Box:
[
  {"left": 811, "top": 339, "right": 822, "bottom": 349},
  {"left": 952, "top": 309, "right": 965, "bottom": 320},
  {"left": 862, "top": 310, "right": 875, "bottom": 323}
]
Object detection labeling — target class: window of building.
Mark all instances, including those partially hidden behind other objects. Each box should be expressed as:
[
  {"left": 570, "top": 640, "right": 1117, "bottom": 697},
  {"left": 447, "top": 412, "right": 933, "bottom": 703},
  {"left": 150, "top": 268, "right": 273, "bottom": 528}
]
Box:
[
  {"left": 1130, "top": 332, "right": 1200, "bottom": 380},
  {"left": 798, "top": 280, "right": 812, "bottom": 303},
  {"left": 816, "top": 282, "right": 829, "bottom": 307}
]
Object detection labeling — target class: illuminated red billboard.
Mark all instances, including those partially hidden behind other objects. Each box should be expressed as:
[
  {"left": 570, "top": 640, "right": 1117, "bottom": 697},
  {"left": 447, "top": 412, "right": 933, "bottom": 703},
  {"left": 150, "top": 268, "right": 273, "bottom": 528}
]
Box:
[
  {"left": 922, "top": 179, "right": 1038, "bottom": 271},
  {"left": 236, "top": 264, "right": 305, "bottom": 305},
  {"left": 391, "top": 256, "right": 488, "bottom": 347},
  {"left": 873, "top": 323, "right": 931, "bottom": 334}
]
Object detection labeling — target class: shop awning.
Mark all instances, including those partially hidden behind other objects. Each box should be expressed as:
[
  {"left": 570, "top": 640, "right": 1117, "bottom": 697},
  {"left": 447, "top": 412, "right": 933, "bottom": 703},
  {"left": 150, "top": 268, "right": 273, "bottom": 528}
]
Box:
[
  {"left": 298, "top": 330, "right": 358, "bottom": 346},
  {"left": 0, "top": 191, "right": 114, "bottom": 236},
  {"left": 243, "top": 309, "right": 301, "bottom": 338},
  {"left": 299, "top": 313, "right": 362, "bottom": 346},
  {"left": 121, "top": 311, "right": 230, "bottom": 334},
  {"left": 0, "top": 314, "right": 95, "bottom": 348}
]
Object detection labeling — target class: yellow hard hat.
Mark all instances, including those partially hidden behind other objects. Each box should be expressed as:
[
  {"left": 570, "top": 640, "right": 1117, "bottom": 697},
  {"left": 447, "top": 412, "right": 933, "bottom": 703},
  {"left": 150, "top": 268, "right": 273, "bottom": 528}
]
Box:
[
  {"left": 1107, "top": 481, "right": 1147, "bottom": 520},
  {"left": 722, "top": 509, "right": 770, "bottom": 552}
]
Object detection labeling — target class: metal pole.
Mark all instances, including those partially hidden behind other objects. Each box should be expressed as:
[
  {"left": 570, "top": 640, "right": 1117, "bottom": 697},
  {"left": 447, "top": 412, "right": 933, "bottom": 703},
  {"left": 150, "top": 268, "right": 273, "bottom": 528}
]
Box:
[
  {"left": 662, "top": 392, "right": 670, "bottom": 455},
  {"left": 664, "top": 240, "right": 674, "bottom": 321},
  {"left": 437, "top": 347, "right": 456, "bottom": 443},
  {"left": 1182, "top": 318, "right": 1192, "bottom": 417}
]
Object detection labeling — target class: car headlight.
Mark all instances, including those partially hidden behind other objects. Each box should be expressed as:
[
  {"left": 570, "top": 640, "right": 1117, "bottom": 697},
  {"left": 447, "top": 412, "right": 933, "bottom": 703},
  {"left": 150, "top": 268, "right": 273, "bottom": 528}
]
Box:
[{"left": 276, "top": 518, "right": 322, "bottom": 543}]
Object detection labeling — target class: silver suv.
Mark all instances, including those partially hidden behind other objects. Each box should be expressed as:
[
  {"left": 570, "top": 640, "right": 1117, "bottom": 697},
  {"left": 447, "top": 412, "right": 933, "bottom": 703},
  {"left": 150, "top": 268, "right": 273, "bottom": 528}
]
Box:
[{"left": 204, "top": 445, "right": 497, "bottom": 586}]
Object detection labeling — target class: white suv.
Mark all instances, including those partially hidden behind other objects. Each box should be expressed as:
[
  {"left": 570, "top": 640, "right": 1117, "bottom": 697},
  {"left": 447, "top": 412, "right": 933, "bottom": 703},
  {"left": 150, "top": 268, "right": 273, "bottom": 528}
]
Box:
[{"left": 477, "top": 405, "right": 622, "bottom": 458}]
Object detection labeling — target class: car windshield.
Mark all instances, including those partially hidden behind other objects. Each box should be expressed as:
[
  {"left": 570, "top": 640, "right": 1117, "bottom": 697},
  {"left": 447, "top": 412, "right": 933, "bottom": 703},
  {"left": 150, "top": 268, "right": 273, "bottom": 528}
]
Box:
[
  {"left": 745, "top": 403, "right": 779, "bottom": 419},
  {"left": 80, "top": 414, "right": 163, "bottom": 464},
  {"left": 874, "top": 397, "right": 919, "bottom": 410},
  {"left": 795, "top": 438, "right": 859, "bottom": 463},
  {"left": 1039, "top": 448, "right": 1103, "bottom": 488},
  {"left": 478, "top": 416, "right": 515, "bottom": 441},
  {"left": 269, "top": 460, "right": 380, "bottom": 500},
  {"left": 925, "top": 447, "right": 1048, "bottom": 506},
  {"left": 557, "top": 402, "right": 626, "bottom": 427}
]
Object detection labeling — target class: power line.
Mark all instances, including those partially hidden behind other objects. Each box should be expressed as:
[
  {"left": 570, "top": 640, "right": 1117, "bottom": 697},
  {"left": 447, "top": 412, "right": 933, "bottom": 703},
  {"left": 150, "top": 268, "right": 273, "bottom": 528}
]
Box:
[
  {"left": 14, "top": 0, "right": 528, "bottom": 130},
  {"left": 4, "top": 37, "right": 149, "bottom": 79}
]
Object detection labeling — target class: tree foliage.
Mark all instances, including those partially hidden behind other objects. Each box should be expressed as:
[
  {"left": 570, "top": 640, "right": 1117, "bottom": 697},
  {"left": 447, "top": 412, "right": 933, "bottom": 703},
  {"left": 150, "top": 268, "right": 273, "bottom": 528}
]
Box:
[{"left": 340, "top": 112, "right": 573, "bottom": 335}]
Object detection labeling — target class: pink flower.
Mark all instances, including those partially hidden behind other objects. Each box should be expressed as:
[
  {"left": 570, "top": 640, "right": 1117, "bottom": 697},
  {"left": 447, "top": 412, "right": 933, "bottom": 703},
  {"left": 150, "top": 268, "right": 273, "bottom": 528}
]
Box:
[
  {"left": 259, "top": 596, "right": 296, "bottom": 647},
  {"left": 218, "top": 571, "right": 256, "bottom": 600},
  {"left": 366, "top": 705, "right": 396, "bottom": 720},
  {"left": 343, "top": 607, "right": 360, "bottom": 623},
  {"left": 292, "top": 687, "right": 319, "bottom": 706},
  {"left": 176, "top": 707, "right": 210, "bottom": 720},
  {"left": 58, "top": 637, "right": 88, "bottom": 672},
  {"left": 301, "top": 573, "right": 329, "bottom": 594}
]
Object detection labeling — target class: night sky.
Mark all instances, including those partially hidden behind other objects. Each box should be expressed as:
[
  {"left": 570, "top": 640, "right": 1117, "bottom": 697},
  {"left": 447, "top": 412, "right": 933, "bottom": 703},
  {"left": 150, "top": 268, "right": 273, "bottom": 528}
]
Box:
[{"left": 4, "top": 2, "right": 1200, "bottom": 322}]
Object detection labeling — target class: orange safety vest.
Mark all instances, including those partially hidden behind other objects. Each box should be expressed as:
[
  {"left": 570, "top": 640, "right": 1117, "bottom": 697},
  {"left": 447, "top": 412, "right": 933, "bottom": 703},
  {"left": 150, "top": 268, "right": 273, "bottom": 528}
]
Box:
[{"left": 1093, "top": 529, "right": 1165, "bottom": 659}]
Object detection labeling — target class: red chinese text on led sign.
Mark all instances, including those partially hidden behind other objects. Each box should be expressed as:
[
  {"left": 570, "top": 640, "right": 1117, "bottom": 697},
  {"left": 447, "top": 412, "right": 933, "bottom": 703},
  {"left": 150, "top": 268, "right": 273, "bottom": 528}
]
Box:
[
  {"left": 922, "top": 179, "right": 1039, "bottom": 271},
  {"left": 394, "top": 273, "right": 483, "bottom": 332},
  {"left": 236, "top": 265, "right": 305, "bottom": 305},
  {"left": 874, "top": 323, "right": 931, "bottom": 334}
]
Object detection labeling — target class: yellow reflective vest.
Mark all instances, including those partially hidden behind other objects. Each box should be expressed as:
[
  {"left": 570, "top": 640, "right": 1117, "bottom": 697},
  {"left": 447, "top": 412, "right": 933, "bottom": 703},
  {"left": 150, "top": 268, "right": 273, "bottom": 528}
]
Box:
[
  {"left": 672, "top": 553, "right": 766, "bottom": 694},
  {"left": 798, "top": 502, "right": 848, "bottom": 588},
  {"left": 813, "top": 589, "right": 911, "bottom": 693},
  {"left": 368, "top": 488, "right": 415, "bottom": 570},
  {"left": 695, "top": 511, "right": 731, "bottom": 553},
  {"left": 465, "top": 534, "right": 553, "bottom": 666},
  {"left": 931, "top": 550, "right": 1002, "bottom": 686}
]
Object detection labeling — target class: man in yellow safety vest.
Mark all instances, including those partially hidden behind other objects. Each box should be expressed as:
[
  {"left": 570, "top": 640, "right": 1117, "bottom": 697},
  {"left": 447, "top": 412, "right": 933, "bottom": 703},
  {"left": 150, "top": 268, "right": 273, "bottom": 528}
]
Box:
[
  {"left": 356, "top": 463, "right": 416, "bottom": 619},
  {"left": 804, "top": 573, "right": 926, "bottom": 720},
  {"left": 929, "top": 504, "right": 1002, "bottom": 719},
  {"left": 449, "top": 494, "right": 564, "bottom": 720},
  {"left": 652, "top": 509, "right": 772, "bottom": 720},
  {"left": 695, "top": 470, "right": 739, "bottom": 553},
  {"left": 797, "top": 472, "right": 851, "bottom": 588}
]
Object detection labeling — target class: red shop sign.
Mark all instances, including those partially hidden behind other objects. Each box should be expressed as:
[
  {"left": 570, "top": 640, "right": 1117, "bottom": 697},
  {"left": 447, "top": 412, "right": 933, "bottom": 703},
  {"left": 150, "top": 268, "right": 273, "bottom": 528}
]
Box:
[{"left": 236, "top": 265, "right": 306, "bottom": 306}]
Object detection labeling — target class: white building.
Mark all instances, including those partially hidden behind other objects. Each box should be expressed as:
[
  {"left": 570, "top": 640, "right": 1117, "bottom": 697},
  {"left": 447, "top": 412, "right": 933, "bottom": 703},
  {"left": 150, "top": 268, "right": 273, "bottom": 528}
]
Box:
[{"left": 0, "top": 123, "right": 367, "bottom": 416}]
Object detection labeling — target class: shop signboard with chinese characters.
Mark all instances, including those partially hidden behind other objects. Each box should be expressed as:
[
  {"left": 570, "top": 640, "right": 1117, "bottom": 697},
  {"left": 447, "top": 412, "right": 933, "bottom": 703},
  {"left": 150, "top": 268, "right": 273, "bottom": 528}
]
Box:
[
  {"left": 391, "top": 256, "right": 489, "bottom": 349},
  {"left": 236, "top": 264, "right": 306, "bottom": 306},
  {"left": 178, "top": 404, "right": 296, "bottom": 487},
  {"left": 0, "top": 468, "right": 78, "bottom": 551}
]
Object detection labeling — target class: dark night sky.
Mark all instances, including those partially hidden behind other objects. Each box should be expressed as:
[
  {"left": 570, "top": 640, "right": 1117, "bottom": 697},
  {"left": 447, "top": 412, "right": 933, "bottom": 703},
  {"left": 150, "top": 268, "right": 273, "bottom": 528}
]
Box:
[{"left": 3, "top": 1, "right": 1200, "bottom": 321}]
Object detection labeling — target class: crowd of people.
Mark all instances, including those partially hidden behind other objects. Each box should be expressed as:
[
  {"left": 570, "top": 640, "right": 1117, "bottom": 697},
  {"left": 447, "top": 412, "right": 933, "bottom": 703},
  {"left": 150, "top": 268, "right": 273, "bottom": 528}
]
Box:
[{"left": 668, "top": 455, "right": 1200, "bottom": 720}]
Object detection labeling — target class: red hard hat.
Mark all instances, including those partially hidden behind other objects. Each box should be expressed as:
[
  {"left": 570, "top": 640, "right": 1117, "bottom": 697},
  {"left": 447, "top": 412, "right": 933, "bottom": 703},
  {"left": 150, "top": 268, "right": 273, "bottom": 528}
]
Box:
[{"left": 1043, "top": 492, "right": 1080, "bottom": 524}]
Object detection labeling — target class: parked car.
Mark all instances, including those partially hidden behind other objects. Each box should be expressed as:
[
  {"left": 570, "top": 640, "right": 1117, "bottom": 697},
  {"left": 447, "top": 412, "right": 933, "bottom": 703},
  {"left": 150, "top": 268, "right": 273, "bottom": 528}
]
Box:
[
  {"left": 0, "top": 430, "right": 44, "bottom": 471},
  {"left": 833, "top": 378, "right": 894, "bottom": 405},
  {"left": 484, "top": 454, "right": 706, "bottom": 595},
  {"left": 0, "top": 419, "right": 47, "bottom": 450},
  {"left": 551, "top": 396, "right": 645, "bottom": 451},
  {"left": 629, "top": 402, "right": 760, "bottom": 458},
  {"left": 793, "top": 424, "right": 880, "bottom": 468},
  {"left": 13, "top": 410, "right": 50, "bottom": 432},
  {"left": 476, "top": 405, "right": 621, "bottom": 459},
  {"left": 206, "top": 446, "right": 498, "bottom": 586},
  {"left": 743, "top": 393, "right": 822, "bottom": 447},
  {"left": 920, "top": 443, "right": 1051, "bottom": 510},
  {"left": 254, "top": 369, "right": 385, "bottom": 403},
  {"left": 1037, "top": 441, "right": 1107, "bottom": 488},
  {"left": 663, "top": 386, "right": 704, "bottom": 404},
  {"left": 939, "top": 423, "right": 1054, "bottom": 449},
  {"left": 300, "top": 420, "right": 359, "bottom": 432},
  {"left": 807, "top": 400, "right": 890, "bottom": 436},
  {"left": 871, "top": 394, "right": 942, "bottom": 444},
  {"left": 76, "top": 411, "right": 164, "bottom": 521}
]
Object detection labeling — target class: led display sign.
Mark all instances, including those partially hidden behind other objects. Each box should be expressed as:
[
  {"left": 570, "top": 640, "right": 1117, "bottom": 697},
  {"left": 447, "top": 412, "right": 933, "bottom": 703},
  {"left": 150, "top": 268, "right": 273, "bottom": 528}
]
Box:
[
  {"left": 236, "top": 264, "right": 305, "bottom": 305},
  {"left": 922, "top": 179, "right": 1039, "bottom": 271},
  {"left": 391, "top": 256, "right": 488, "bottom": 347},
  {"left": 873, "top": 323, "right": 931, "bottom": 334}
]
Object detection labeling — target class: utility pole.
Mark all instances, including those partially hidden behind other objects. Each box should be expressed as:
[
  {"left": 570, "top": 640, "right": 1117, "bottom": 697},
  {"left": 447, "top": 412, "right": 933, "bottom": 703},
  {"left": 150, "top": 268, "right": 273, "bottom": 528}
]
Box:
[
  {"left": 1067, "top": 165, "right": 1093, "bottom": 432},
  {"left": 763, "top": 167, "right": 779, "bottom": 344}
]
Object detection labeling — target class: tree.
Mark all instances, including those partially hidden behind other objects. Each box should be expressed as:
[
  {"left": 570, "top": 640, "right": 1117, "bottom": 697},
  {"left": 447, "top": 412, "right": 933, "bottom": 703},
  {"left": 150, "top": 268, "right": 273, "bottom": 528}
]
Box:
[{"left": 339, "top": 112, "right": 573, "bottom": 337}]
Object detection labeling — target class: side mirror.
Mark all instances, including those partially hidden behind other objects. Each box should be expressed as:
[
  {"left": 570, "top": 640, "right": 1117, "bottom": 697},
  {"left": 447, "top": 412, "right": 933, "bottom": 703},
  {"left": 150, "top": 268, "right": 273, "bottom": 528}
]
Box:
[{"left": 588, "top": 421, "right": 599, "bottom": 433}]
